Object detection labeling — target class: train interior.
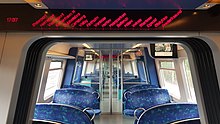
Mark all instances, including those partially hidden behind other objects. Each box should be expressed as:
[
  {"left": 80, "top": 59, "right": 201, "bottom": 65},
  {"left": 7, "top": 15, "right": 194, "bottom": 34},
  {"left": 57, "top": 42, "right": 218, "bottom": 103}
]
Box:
[
  {"left": 33, "top": 41, "right": 200, "bottom": 124},
  {"left": 1, "top": 0, "right": 220, "bottom": 124}
]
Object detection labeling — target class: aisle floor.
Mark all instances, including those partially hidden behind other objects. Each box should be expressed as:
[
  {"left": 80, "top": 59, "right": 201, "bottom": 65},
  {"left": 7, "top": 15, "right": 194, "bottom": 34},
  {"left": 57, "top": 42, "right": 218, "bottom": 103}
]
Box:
[{"left": 94, "top": 114, "right": 135, "bottom": 124}]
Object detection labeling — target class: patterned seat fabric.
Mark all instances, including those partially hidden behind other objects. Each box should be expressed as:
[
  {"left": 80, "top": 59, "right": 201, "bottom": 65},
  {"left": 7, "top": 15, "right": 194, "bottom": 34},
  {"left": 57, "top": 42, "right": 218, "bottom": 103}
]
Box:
[
  {"left": 52, "top": 89, "right": 101, "bottom": 116},
  {"left": 135, "top": 103, "right": 199, "bottom": 124},
  {"left": 123, "top": 84, "right": 158, "bottom": 101},
  {"left": 34, "top": 103, "right": 94, "bottom": 124},
  {"left": 63, "top": 84, "right": 100, "bottom": 102},
  {"left": 63, "top": 84, "right": 95, "bottom": 92},
  {"left": 124, "top": 84, "right": 158, "bottom": 93},
  {"left": 171, "top": 118, "right": 200, "bottom": 124},
  {"left": 123, "top": 88, "right": 171, "bottom": 117},
  {"left": 122, "top": 84, "right": 158, "bottom": 116},
  {"left": 32, "top": 120, "right": 58, "bottom": 124}
]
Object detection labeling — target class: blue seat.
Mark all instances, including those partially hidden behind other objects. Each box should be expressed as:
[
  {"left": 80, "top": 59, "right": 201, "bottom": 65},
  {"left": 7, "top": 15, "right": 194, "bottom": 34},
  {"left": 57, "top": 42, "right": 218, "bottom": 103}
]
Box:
[
  {"left": 171, "top": 118, "right": 200, "bottom": 124},
  {"left": 135, "top": 103, "right": 199, "bottom": 124},
  {"left": 52, "top": 89, "right": 101, "bottom": 116},
  {"left": 122, "top": 84, "right": 158, "bottom": 113},
  {"left": 63, "top": 84, "right": 96, "bottom": 92},
  {"left": 124, "top": 84, "right": 158, "bottom": 93},
  {"left": 34, "top": 103, "right": 94, "bottom": 124},
  {"left": 63, "top": 84, "right": 100, "bottom": 101},
  {"left": 32, "top": 119, "right": 58, "bottom": 124},
  {"left": 123, "top": 88, "right": 171, "bottom": 117},
  {"left": 123, "top": 84, "right": 158, "bottom": 101},
  {"left": 123, "top": 84, "right": 143, "bottom": 90},
  {"left": 82, "top": 75, "right": 99, "bottom": 83},
  {"left": 91, "top": 83, "right": 99, "bottom": 92}
]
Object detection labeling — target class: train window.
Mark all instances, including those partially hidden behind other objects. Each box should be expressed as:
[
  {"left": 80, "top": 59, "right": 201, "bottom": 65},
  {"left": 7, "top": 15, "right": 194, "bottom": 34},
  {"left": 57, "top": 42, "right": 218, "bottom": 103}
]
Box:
[
  {"left": 95, "top": 59, "right": 100, "bottom": 71},
  {"left": 159, "top": 61, "right": 181, "bottom": 99},
  {"left": 44, "top": 61, "right": 63, "bottom": 100},
  {"left": 81, "top": 61, "right": 87, "bottom": 76},
  {"left": 183, "top": 59, "right": 196, "bottom": 103},
  {"left": 160, "top": 61, "right": 175, "bottom": 69},
  {"left": 131, "top": 60, "right": 138, "bottom": 76},
  {"left": 49, "top": 61, "right": 62, "bottom": 69},
  {"left": 124, "top": 61, "right": 133, "bottom": 74},
  {"left": 123, "top": 60, "right": 138, "bottom": 77},
  {"left": 84, "top": 61, "right": 96, "bottom": 75}
]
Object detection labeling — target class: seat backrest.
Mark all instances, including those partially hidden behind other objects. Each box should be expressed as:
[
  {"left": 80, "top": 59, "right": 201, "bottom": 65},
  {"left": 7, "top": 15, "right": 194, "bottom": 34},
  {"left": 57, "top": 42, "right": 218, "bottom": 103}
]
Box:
[
  {"left": 124, "top": 84, "right": 158, "bottom": 95},
  {"left": 52, "top": 89, "right": 100, "bottom": 109},
  {"left": 171, "top": 118, "right": 200, "bottom": 124},
  {"left": 63, "top": 84, "right": 95, "bottom": 92},
  {"left": 34, "top": 103, "right": 93, "bottom": 124},
  {"left": 126, "top": 84, "right": 158, "bottom": 92},
  {"left": 32, "top": 119, "right": 61, "bottom": 124},
  {"left": 136, "top": 103, "right": 199, "bottom": 124},
  {"left": 125, "top": 88, "right": 171, "bottom": 110},
  {"left": 123, "top": 84, "right": 158, "bottom": 103}
]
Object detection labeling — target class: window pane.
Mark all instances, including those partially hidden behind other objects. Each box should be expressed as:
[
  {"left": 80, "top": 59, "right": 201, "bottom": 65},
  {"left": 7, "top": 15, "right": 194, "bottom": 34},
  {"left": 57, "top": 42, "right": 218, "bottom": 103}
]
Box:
[
  {"left": 95, "top": 61, "right": 100, "bottom": 70},
  {"left": 49, "top": 61, "right": 62, "bottom": 69},
  {"left": 160, "top": 69, "right": 180, "bottom": 99},
  {"left": 131, "top": 60, "right": 139, "bottom": 76},
  {"left": 44, "top": 69, "right": 62, "bottom": 99},
  {"left": 124, "top": 61, "right": 133, "bottom": 75},
  {"left": 160, "top": 61, "right": 175, "bottom": 69},
  {"left": 85, "top": 61, "right": 95, "bottom": 75},
  {"left": 183, "top": 59, "right": 196, "bottom": 103}
]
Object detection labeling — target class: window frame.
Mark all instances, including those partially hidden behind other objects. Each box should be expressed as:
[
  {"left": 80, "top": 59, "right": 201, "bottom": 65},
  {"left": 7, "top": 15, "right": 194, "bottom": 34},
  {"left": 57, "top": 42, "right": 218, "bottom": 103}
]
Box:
[
  {"left": 156, "top": 60, "right": 181, "bottom": 100},
  {"left": 43, "top": 60, "right": 64, "bottom": 100},
  {"left": 37, "top": 58, "right": 65, "bottom": 102},
  {"left": 181, "top": 58, "right": 197, "bottom": 103}
]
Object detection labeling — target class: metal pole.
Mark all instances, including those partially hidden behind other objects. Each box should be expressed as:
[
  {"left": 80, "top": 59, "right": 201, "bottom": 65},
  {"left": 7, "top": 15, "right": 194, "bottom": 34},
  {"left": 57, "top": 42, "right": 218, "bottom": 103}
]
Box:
[
  {"left": 117, "top": 54, "right": 120, "bottom": 100},
  {"left": 120, "top": 50, "right": 124, "bottom": 102},
  {"left": 109, "top": 49, "right": 113, "bottom": 114},
  {"left": 99, "top": 50, "right": 103, "bottom": 100}
]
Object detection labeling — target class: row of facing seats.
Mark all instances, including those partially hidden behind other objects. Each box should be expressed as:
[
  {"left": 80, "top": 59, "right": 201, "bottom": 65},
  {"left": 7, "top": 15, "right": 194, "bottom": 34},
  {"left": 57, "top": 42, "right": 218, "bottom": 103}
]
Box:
[
  {"left": 52, "top": 88, "right": 101, "bottom": 116},
  {"left": 123, "top": 88, "right": 171, "bottom": 117},
  {"left": 34, "top": 103, "right": 94, "bottom": 124},
  {"left": 34, "top": 84, "right": 100, "bottom": 123},
  {"left": 33, "top": 103, "right": 200, "bottom": 124},
  {"left": 122, "top": 84, "right": 200, "bottom": 124},
  {"left": 135, "top": 103, "right": 200, "bottom": 124}
]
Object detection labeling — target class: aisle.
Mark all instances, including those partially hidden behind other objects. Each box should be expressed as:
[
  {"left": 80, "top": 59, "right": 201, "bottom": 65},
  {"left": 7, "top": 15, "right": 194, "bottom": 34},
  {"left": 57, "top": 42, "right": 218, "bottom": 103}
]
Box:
[{"left": 94, "top": 114, "right": 135, "bottom": 124}]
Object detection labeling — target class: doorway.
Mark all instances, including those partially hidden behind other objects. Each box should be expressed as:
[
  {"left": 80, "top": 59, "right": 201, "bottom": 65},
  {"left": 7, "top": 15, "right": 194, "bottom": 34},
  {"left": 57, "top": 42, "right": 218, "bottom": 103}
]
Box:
[
  {"left": 99, "top": 49, "right": 123, "bottom": 114},
  {"left": 13, "top": 37, "right": 220, "bottom": 124}
]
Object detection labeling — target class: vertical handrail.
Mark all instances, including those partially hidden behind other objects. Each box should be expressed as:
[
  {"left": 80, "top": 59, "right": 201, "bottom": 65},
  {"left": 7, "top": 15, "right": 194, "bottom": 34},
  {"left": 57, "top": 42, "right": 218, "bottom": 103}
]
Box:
[
  {"left": 117, "top": 55, "right": 120, "bottom": 100},
  {"left": 99, "top": 51, "right": 103, "bottom": 100},
  {"left": 109, "top": 48, "right": 113, "bottom": 114},
  {"left": 120, "top": 50, "right": 124, "bottom": 102}
]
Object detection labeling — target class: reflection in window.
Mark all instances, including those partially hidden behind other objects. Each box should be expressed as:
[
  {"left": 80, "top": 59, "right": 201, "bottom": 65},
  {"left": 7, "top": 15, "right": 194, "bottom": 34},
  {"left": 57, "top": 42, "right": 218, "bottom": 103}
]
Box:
[
  {"left": 160, "top": 61, "right": 175, "bottom": 69},
  {"left": 44, "top": 61, "right": 63, "bottom": 100},
  {"left": 183, "top": 59, "right": 196, "bottom": 103},
  {"left": 159, "top": 61, "right": 180, "bottom": 99}
]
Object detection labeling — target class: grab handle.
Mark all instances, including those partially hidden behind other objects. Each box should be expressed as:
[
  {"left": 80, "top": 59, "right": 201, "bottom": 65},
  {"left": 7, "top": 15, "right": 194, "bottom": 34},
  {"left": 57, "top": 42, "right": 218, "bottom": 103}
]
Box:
[
  {"left": 124, "top": 91, "right": 132, "bottom": 100},
  {"left": 134, "top": 108, "right": 145, "bottom": 120},
  {"left": 83, "top": 107, "right": 96, "bottom": 121}
]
